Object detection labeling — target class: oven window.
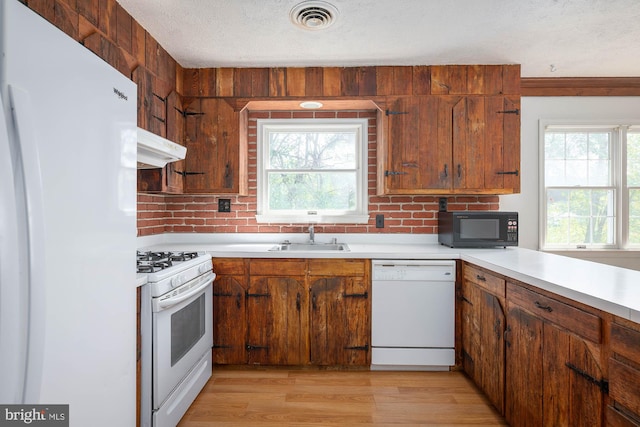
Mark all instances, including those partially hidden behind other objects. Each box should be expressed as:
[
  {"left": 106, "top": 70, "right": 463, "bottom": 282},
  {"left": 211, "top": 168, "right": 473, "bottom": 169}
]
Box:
[
  {"left": 171, "top": 294, "right": 206, "bottom": 366},
  {"left": 460, "top": 219, "right": 499, "bottom": 239}
]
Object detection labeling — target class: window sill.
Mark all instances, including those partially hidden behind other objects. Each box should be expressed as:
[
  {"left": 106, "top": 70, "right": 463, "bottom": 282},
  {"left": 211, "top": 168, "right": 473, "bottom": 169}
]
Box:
[{"left": 255, "top": 214, "right": 370, "bottom": 224}]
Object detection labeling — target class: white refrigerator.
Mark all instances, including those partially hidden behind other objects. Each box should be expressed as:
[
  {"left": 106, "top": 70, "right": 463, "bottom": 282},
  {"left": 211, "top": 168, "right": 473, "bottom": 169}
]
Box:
[{"left": 0, "top": 1, "right": 137, "bottom": 425}]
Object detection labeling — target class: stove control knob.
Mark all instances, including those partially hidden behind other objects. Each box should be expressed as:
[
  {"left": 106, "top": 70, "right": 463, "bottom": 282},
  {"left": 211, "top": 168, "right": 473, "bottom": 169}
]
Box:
[
  {"left": 171, "top": 275, "right": 184, "bottom": 288},
  {"left": 198, "top": 264, "right": 210, "bottom": 274}
]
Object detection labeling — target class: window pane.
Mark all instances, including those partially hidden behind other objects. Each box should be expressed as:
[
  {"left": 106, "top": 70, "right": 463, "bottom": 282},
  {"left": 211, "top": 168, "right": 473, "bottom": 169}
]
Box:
[
  {"left": 546, "top": 188, "right": 615, "bottom": 246},
  {"left": 268, "top": 131, "right": 357, "bottom": 170},
  {"left": 268, "top": 172, "right": 356, "bottom": 211},
  {"left": 629, "top": 189, "right": 640, "bottom": 244},
  {"left": 544, "top": 130, "right": 611, "bottom": 187},
  {"left": 545, "top": 133, "right": 566, "bottom": 159},
  {"left": 627, "top": 132, "right": 640, "bottom": 186}
]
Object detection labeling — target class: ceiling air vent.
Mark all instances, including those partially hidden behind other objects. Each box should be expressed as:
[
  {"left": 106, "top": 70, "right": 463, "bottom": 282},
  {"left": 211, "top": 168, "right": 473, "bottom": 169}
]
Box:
[{"left": 290, "top": 1, "right": 338, "bottom": 30}]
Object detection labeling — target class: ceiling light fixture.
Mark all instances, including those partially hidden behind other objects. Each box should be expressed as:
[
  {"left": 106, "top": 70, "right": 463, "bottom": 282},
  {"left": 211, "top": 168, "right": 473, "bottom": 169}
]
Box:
[
  {"left": 290, "top": 1, "right": 338, "bottom": 30},
  {"left": 300, "top": 101, "right": 324, "bottom": 109}
]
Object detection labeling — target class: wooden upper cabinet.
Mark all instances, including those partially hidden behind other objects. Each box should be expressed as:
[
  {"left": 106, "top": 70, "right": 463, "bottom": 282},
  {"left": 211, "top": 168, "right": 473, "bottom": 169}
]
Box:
[
  {"left": 380, "top": 65, "right": 520, "bottom": 195},
  {"left": 183, "top": 98, "right": 245, "bottom": 194}
]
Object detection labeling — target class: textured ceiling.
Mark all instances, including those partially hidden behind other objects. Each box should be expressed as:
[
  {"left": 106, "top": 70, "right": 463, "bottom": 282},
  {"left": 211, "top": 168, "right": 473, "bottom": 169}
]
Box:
[{"left": 116, "top": 0, "right": 640, "bottom": 77}]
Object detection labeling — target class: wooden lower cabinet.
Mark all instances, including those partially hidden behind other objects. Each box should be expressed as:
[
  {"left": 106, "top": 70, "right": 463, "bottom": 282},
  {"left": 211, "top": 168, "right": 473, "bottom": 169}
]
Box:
[
  {"left": 608, "top": 319, "right": 640, "bottom": 426},
  {"left": 211, "top": 257, "right": 370, "bottom": 367},
  {"left": 460, "top": 264, "right": 506, "bottom": 415},
  {"left": 247, "top": 259, "right": 308, "bottom": 365},
  {"left": 505, "top": 281, "right": 605, "bottom": 427},
  {"left": 211, "top": 258, "right": 248, "bottom": 364},
  {"left": 309, "top": 259, "right": 371, "bottom": 366}
]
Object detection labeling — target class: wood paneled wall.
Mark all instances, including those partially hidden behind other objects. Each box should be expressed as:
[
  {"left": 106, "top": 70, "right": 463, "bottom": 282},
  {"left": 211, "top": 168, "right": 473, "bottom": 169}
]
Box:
[{"left": 181, "top": 65, "right": 521, "bottom": 98}]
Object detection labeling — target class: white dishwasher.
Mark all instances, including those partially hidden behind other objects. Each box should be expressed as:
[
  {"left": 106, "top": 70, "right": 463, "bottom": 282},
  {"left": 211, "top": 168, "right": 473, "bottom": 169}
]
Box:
[{"left": 371, "top": 260, "right": 455, "bottom": 371}]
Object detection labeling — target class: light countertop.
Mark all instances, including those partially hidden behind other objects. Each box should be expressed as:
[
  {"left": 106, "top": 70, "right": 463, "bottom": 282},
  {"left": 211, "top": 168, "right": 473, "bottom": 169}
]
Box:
[{"left": 138, "top": 233, "right": 640, "bottom": 322}]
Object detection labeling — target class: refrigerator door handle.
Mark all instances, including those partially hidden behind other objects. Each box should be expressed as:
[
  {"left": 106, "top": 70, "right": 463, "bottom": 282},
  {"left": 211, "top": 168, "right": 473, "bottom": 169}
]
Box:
[
  {"left": 8, "top": 85, "right": 47, "bottom": 403},
  {"left": 0, "top": 92, "right": 27, "bottom": 403}
]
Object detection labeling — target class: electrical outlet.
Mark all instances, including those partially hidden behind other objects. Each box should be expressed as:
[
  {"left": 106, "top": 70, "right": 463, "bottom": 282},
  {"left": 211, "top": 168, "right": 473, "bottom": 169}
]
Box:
[
  {"left": 218, "top": 199, "right": 231, "bottom": 212},
  {"left": 375, "top": 214, "right": 384, "bottom": 228},
  {"left": 439, "top": 197, "right": 448, "bottom": 212}
]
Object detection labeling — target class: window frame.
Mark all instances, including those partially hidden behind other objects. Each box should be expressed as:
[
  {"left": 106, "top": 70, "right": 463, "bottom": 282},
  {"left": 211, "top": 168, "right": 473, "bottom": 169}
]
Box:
[
  {"left": 255, "top": 118, "right": 370, "bottom": 224},
  {"left": 539, "top": 120, "right": 640, "bottom": 250}
]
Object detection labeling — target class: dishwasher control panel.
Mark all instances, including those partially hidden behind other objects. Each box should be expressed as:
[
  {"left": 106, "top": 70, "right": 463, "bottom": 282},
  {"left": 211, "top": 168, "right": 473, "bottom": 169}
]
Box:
[{"left": 372, "top": 260, "right": 455, "bottom": 281}]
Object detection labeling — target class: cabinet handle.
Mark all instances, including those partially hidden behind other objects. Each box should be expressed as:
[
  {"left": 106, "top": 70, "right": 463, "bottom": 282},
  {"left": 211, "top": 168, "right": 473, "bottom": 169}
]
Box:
[
  {"left": 565, "top": 362, "right": 609, "bottom": 393},
  {"left": 476, "top": 274, "right": 486, "bottom": 282},
  {"left": 534, "top": 301, "right": 553, "bottom": 312},
  {"left": 457, "top": 164, "right": 462, "bottom": 178},
  {"left": 236, "top": 292, "right": 242, "bottom": 309},
  {"left": 342, "top": 292, "right": 368, "bottom": 299},
  {"left": 444, "top": 164, "right": 448, "bottom": 177},
  {"left": 312, "top": 293, "right": 317, "bottom": 310},
  {"left": 460, "top": 295, "right": 473, "bottom": 305},
  {"left": 504, "top": 325, "right": 512, "bottom": 348},
  {"left": 296, "top": 292, "right": 301, "bottom": 311}
]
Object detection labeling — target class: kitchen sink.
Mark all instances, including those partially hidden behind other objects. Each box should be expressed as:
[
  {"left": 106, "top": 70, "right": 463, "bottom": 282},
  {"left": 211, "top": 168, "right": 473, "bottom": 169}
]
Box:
[{"left": 269, "top": 242, "right": 350, "bottom": 252}]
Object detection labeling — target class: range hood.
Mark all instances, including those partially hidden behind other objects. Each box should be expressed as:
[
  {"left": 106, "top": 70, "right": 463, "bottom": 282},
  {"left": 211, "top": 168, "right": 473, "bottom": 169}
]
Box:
[{"left": 137, "top": 127, "right": 186, "bottom": 169}]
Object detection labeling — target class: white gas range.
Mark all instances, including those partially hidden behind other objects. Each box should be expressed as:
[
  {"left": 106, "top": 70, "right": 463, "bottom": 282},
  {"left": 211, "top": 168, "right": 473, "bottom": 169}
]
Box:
[{"left": 137, "top": 251, "right": 215, "bottom": 427}]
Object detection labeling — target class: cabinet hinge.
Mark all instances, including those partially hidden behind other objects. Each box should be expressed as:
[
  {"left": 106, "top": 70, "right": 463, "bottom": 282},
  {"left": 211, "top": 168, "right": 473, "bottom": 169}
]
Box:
[
  {"left": 344, "top": 344, "right": 369, "bottom": 351},
  {"left": 565, "top": 362, "right": 609, "bottom": 394},
  {"left": 496, "top": 169, "right": 519, "bottom": 176},
  {"left": 342, "top": 291, "right": 368, "bottom": 299},
  {"left": 152, "top": 115, "right": 165, "bottom": 124},
  {"left": 497, "top": 108, "right": 520, "bottom": 115},
  {"left": 246, "top": 344, "right": 269, "bottom": 350},
  {"left": 212, "top": 344, "right": 232, "bottom": 349},
  {"left": 174, "top": 107, "right": 205, "bottom": 118},
  {"left": 384, "top": 170, "right": 408, "bottom": 177},
  {"left": 385, "top": 109, "right": 409, "bottom": 116},
  {"left": 174, "top": 170, "right": 205, "bottom": 177},
  {"left": 246, "top": 293, "right": 271, "bottom": 298},
  {"left": 460, "top": 295, "right": 473, "bottom": 305}
]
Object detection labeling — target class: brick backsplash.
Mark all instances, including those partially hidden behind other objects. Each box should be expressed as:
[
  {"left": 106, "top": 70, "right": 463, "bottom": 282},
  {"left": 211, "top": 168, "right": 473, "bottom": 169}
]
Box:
[{"left": 137, "top": 110, "right": 499, "bottom": 237}]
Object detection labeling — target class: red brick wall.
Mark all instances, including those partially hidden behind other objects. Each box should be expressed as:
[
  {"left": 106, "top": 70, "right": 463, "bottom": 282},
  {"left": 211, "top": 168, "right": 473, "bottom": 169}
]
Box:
[{"left": 137, "top": 110, "right": 499, "bottom": 236}]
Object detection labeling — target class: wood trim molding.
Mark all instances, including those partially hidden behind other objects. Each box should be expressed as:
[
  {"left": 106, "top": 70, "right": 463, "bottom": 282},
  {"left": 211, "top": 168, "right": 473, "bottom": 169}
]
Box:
[{"left": 521, "top": 77, "right": 640, "bottom": 96}]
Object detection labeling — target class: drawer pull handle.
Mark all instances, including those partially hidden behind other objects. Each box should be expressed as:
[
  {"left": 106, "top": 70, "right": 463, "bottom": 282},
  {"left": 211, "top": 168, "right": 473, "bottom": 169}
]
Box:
[
  {"left": 534, "top": 301, "right": 553, "bottom": 312},
  {"left": 476, "top": 274, "right": 486, "bottom": 282}
]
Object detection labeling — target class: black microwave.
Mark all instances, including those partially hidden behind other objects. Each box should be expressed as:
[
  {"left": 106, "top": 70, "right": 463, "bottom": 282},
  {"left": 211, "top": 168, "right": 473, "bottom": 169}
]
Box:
[{"left": 438, "top": 211, "right": 518, "bottom": 248}]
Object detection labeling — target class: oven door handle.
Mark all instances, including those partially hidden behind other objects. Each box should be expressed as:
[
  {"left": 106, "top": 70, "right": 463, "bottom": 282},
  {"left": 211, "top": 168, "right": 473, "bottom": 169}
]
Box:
[{"left": 156, "top": 271, "right": 215, "bottom": 310}]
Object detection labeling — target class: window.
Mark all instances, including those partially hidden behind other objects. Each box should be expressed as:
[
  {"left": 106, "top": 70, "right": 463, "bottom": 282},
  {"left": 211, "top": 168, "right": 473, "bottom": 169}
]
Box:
[
  {"left": 256, "top": 119, "right": 369, "bottom": 224},
  {"left": 541, "top": 123, "right": 640, "bottom": 249}
]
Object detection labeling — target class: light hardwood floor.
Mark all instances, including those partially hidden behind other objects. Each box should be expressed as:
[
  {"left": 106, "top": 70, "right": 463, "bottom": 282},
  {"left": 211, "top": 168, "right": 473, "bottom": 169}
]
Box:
[{"left": 177, "top": 367, "right": 508, "bottom": 426}]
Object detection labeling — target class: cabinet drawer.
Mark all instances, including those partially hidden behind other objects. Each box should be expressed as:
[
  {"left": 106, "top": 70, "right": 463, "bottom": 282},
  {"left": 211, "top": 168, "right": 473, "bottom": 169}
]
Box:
[
  {"left": 212, "top": 258, "right": 246, "bottom": 276},
  {"left": 308, "top": 259, "right": 366, "bottom": 276},
  {"left": 611, "top": 322, "right": 640, "bottom": 366},
  {"left": 507, "top": 282, "right": 601, "bottom": 343},
  {"left": 463, "top": 263, "right": 505, "bottom": 298},
  {"left": 610, "top": 358, "right": 640, "bottom": 418},
  {"left": 249, "top": 259, "right": 306, "bottom": 276}
]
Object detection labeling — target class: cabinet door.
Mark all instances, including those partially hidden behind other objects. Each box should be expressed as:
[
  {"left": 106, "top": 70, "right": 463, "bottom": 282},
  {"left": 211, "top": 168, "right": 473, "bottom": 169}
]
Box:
[
  {"left": 137, "top": 91, "right": 186, "bottom": 194},
  {"left": 183, "top": 98, "right": 241, "bottom": 194},
  {"left": 212, "top": 275, "right": 246, "bottom": 364},
  {"left": 461, "top": 279, "right": 505, "bottom": 415},
  {"left": 452, "top": 96, "right": 521, "bottom": 193},
  {"left": 309, "top": 276, "right": 370, "bottom": 366},
  {"left": 383, "top": 96, "right": 456, "bottom": 193},
  {"left": 506, "top": 303, "right": 605, "bottom": 427},
  {"left": 246, "top": 276, "right": 309, "bottom": 365},
  {"left": 505, "top": 305, "right": 544, "bottom": 427}
]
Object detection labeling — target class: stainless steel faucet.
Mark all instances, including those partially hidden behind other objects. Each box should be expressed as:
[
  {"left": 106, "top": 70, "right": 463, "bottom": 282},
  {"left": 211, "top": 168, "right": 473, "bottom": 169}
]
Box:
[{"left": 309, "top": 225, "right": 315, "bottom": 244}]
